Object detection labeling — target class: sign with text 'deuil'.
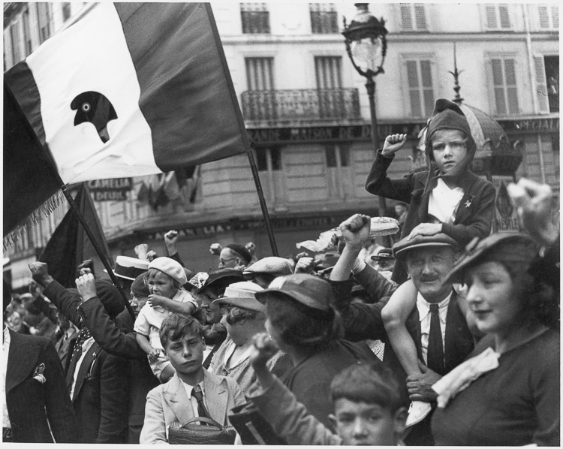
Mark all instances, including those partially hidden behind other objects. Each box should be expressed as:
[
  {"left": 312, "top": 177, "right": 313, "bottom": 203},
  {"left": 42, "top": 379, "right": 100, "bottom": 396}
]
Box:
[{"left": 87, "top": 178, "right": 133, "bottom": 201}]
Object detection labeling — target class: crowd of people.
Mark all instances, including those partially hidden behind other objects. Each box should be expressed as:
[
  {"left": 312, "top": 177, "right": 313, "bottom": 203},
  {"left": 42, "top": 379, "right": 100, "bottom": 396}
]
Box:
[{"left": 3, "top": 99, "right": 559, "bottom": 445}]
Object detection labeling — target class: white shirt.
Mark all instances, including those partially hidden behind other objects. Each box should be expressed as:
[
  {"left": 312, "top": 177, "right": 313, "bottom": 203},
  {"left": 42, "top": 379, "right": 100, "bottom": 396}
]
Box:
[
  {"left": 2, "top": 326, "right": 11, "bottom": 428},
  {"left": 70, "top": 336, "right": 96, "bottom": 399},
  {"left": 428, "top": 178, "right": 464, "bottom": 224},
  {"left": 181, "top": 381, "right": 207, "bottom": 418},
  {"left": 416, "top": 291, "right": 452, "bottom": 364}
]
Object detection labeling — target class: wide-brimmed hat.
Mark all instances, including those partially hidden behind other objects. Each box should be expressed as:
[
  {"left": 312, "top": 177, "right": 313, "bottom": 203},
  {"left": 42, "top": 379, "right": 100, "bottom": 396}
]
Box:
[
  {"left": 213, "top": 281, "right": 265, "bottom": 312},
  {"left": 197, "top": 269, "right": 245, "bottom": 293},
  {"left": 113, "top": 256, "right": 149, "bottom": 281},
  {"left": 256, "top": 273, "right": 334, "bottom": 314},
  {"left": 444, "top": 233, "right": 538, "bottom": 283},
  {"left": 393, "top": 233, "right": 460, "bottom": 261}
]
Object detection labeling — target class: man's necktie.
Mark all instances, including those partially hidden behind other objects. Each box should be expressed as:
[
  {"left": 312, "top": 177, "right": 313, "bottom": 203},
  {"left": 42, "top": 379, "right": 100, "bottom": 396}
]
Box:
[
  {"left": 426, "top": 303, "right": 445, "bottom": 375},
  {"left": 66, "top": 328, "right": 91, "bottom": 389},
  {"left": 191, "top": 385, "right": 210, "bottom": 420}
]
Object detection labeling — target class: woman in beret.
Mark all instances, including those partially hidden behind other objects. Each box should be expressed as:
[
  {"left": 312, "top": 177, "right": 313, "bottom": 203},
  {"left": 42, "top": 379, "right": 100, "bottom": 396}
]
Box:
[{"left": 431, "top": 232, "right": 559, "bottom": 446}]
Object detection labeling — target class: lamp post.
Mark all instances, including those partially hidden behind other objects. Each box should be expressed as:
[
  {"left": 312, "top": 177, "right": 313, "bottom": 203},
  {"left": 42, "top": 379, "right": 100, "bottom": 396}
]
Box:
[{"left": 342, "top": 4, "right": 389, "bottom": 223}]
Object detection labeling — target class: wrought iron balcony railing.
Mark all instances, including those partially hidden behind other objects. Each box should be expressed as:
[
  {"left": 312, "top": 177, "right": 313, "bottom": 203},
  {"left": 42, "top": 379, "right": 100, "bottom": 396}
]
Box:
[{"left": 241, "top": 88, "right": 361, "bottom": 123}]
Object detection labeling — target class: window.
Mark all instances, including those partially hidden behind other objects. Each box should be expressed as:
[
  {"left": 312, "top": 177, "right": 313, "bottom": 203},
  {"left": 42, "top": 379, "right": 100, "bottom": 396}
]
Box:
[
  {"left": 256, "top": 148, "right": 282, "bottom": 171},
  {"left": 310, "top": 4, "right": 338, "bottom": 34},
  {"left": 538, "top": 5, "right": 559, "bottom": 29},
  {"left": 10, "top": 23, "right": 21, "bottom": 64},
  {"left": 542, "top": 56, "right": 559, "bottom": 113},
  {"left": 315, "top": 57, "right": 343, "bottom": 119},
  {"left": 315, "top": 57, "right": 342, "bottom": 89},
  {"left": 37, "top": 2, "right": 51, "bottom": 43},
  {"left": 485, "top": 4, "right": 511, "bottom": 30},
  {"left": 325, "top": 146, "right": 349, "bottom": 167},
  {"left": 405, "top": 59, "right": 434, "bottom": 118},
  {"left": 22, "top": 8, "right": 32, "bottom": 56},
  {"left": 62, "top": 2, "right": 72, "bottom": 22},
  {"left": 246, "top": 57, "right": 274, "bottom": 91},
  {"left": 400, "top": 4, "right": 427, "bottom": 31},
  {"left": 490, "top": 57, "right": 519, "bottom": 115},
  {"left": 241, "top": 3, "right": 270, "bottom": 34}
]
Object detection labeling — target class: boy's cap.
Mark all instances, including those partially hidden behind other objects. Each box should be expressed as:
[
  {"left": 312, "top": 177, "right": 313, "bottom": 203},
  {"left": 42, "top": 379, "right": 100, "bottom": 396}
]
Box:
[
  {"left": 226, "top": 244, "right": 252, "bottom": 265},
  {"left": 427, "top": 99, "right": 472, "bottom": 141},
  {"left": 113, "top": 256, "right": 149, "bottom": 281},
  {"left": 371, "top": 248, "right": 394, "bottom": 260},
  {"left": 444, "top": 233, "right": 538, "bottom": 283},
  {"left": 131, "top": 273, "right": 150, "bottom": 297},
  {"left": 213, "top": 281, "right": 265, "bottom": 312},
  {"left": 256, "top": 273, "right": 334, "bottom": 312},
  {"left": 197, "top": 269, "right": 245, "bottom": 293},
  {"left": 149, "top": 257, "right": 187, "bottom": 285},
  {"left": 393, "top": 233, "right": 460, "bottom": 261},
  {"left": 243, "top": 257, "right": 293, "bottom": 277}
]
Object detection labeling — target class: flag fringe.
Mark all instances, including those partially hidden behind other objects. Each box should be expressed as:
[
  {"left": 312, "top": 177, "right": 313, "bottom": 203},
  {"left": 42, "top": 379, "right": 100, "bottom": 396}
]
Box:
[{"left": 3, "top": 190, "right": 65, "bottom": 250}]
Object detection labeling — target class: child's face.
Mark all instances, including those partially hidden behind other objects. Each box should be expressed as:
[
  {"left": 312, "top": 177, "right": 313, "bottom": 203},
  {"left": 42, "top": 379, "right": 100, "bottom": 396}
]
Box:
[
  {"left": 164, "top": 331, "right": 205, "bottom": 376},
  {"left": 431, "top": 129, "right": 468, "bottom": 175},
  {"left": 148, "top": 271, "right": 176, "bottom": 299},
  {"left": 330, "top": 399, "right": 404, "bottom": 446}
]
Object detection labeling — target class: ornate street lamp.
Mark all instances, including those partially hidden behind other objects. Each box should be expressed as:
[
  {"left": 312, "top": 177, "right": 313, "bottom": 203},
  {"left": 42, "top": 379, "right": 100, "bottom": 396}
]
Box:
[{"left": 343, "top": 3, "right": 389, "bottom": 222}]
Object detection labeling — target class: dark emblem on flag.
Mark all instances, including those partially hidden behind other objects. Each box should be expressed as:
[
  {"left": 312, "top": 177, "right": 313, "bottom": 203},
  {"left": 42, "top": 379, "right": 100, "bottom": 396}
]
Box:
[{"left": 71, "top": 91, "right": 117, "bottom": 143}]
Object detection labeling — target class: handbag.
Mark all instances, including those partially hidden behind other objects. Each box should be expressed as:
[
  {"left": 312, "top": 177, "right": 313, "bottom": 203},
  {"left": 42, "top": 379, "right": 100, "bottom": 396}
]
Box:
[
  {"left": 228, "top": 402, "right": 287, "bottom": 445},
  {"left": 168, "top": 417, "right": 237, "bottom": 445}
]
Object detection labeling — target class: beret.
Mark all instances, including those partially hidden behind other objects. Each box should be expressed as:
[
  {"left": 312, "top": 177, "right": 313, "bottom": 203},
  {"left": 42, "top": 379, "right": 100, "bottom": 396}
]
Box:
[{"left": 149, "top": 257, "right": 187, "bottom": 285}]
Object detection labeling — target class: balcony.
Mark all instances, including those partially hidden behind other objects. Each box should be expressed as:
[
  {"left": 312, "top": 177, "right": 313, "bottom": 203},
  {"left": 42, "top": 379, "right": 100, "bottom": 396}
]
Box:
[{"left": 241, "top": 89, "right": 361, "bottom": 124}]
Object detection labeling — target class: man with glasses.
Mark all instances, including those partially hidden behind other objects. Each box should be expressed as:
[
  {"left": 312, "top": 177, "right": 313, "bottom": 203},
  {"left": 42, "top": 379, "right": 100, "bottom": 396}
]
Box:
[{"left": 218, "top": 244, "right": 253, "bottom": 270}]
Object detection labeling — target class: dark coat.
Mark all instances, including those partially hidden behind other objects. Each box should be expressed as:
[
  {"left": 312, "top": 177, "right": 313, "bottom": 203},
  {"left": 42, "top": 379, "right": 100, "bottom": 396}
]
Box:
[
  {"left": 6, "top": 329, "right": 79, "bottom": 443},
  {"left": 79, "top": 295, "right": 160, "bottom": 444},
  {"left": 42, "top": 280, "right": 129, "bottom": 444},
  {"left": 365, "top": 150, "right": 496, "bottom": 282}
]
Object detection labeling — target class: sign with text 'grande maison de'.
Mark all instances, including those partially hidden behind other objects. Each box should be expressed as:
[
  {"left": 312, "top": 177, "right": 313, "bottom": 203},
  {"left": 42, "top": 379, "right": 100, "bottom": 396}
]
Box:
[{"left": 87, "top": 178, "right": 133, "bottom": 201}]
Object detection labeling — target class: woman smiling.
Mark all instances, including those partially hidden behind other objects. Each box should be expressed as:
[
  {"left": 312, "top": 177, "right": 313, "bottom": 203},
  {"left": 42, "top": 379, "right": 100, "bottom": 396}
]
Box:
[{"left": 431, "top": 233, "right": 559, "bottom": 446}]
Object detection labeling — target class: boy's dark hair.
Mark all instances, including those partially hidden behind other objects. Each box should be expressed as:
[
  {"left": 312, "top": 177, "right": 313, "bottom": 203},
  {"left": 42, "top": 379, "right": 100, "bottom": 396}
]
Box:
[
  {"left": 160, "top": 314, "right": 203, "bottom": 348},
  {"left": 330, "top": 362, "right": 406, "bottom": 413}
]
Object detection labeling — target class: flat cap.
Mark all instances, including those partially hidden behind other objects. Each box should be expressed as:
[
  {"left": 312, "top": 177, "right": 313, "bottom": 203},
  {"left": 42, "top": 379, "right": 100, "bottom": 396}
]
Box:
[
  {"left": 393, "top": 233, "right": 460, "bottom": 261},
  {"left": 244, "top": 257, "right": 293, "bottom": 277}
]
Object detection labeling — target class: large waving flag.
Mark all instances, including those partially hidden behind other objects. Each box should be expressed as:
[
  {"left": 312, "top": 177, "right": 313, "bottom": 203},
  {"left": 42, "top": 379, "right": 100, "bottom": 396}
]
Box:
[{"left": 4, "top": 3, "right": 248, "bottom": 239}]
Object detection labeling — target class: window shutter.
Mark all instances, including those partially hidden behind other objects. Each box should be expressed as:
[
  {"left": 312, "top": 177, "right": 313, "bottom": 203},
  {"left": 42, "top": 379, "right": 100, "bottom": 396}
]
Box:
[
  {"left": 504, "top": 59, "right": 519, "bottom": 114},
  {"left": 486, "top": 5, "right": 498, "bottom": 28},
  {"left": 534, "top": 56, "right": 550, "bottom": 113},
  {"left": 499, "top": 5, "right": 511, "bottom": 28},
  {"left": 491, "top": 59, "right": 507, "bottom": 114},
  {"left": 539, "top": 6, "right": 550, "bottom": 28},
  {"left": 552, "top": 6, "right": 559, "bottom": 28},
  {"left": 401, "top": 4, "right": 413, "bottom": 30},
  {"left": 406, "top": 60, "right": 421, "bottom": 117},
  {"left": 420, "top": 60, "right": 434, "bottom": 115},
  {"left": 414, "top": 4, "right": 427, "bottom": 30}
]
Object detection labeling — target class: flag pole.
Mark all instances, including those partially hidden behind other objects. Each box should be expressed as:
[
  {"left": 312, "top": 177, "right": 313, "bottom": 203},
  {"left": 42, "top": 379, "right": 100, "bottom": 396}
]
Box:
[
  {"left": 5, "top": 83, "right": 135, "bottom": 319},
  {"left": 205, "top": 4, "right": 279, "bottom": 257}
]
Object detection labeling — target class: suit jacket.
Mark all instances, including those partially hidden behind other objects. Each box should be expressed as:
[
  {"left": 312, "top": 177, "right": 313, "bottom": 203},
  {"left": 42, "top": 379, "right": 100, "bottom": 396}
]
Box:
[
  {"left": 140, "top": 370, "right": 246, "bottom": 444},
  {"left": 41, "top": 280, "right": 130, "bottom": 444},
  {"left": 366, "top": 150, "right": 496, "bottom": 282},
  {"left": 79, "top": 297, "right": 159, "bottom": 443},
  {"left": 69, "top": 339, "right": 130, "bottom": 444},
  {"left": 6, "top": 329, "right": 79, "bottom": 443}
]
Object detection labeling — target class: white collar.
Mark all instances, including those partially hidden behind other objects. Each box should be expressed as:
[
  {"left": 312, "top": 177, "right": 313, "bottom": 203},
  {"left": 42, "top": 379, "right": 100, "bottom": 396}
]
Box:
[{"left": 416, "top": 291, "right": 452, "bottom": 322}]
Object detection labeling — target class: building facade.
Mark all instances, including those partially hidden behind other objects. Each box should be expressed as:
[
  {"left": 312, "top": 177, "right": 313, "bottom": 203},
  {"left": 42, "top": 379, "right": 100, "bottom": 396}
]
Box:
[{"left": 4, "top": 3, "right": 559, "bottom": 289}]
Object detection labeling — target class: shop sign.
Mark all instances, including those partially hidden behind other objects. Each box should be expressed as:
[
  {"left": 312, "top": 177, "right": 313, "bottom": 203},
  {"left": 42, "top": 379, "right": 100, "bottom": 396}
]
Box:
[{"left": 87, "top": 178, "right": 133, "bottom": 201}]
